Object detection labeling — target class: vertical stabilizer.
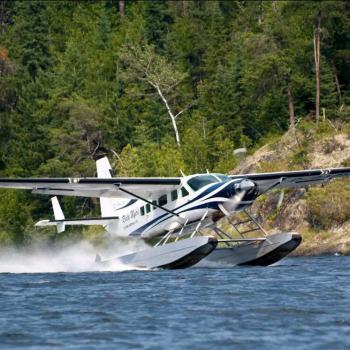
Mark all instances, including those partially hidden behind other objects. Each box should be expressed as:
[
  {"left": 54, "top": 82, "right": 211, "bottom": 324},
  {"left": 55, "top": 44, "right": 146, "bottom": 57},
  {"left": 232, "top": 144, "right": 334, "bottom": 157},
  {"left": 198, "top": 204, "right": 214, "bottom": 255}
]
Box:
[
  {"left": 96, "top": 156, "right": 114, "bottom": 178},
  {"left": 51, "top": 196, "right": 65, "bottom": 233},
  {"left": 96, "top": 157, "right": 128, "bottom": 217}
]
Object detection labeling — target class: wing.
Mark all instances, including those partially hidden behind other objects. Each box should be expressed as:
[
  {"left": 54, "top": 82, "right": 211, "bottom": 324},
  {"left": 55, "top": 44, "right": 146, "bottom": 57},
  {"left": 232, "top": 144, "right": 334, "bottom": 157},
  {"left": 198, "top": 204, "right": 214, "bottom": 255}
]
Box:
[
  {"left": 230, "top": 167, "right": 350, "bottom": 192},
  {"left": 0, "top": 177, "right": 181, "bottom": 198}
]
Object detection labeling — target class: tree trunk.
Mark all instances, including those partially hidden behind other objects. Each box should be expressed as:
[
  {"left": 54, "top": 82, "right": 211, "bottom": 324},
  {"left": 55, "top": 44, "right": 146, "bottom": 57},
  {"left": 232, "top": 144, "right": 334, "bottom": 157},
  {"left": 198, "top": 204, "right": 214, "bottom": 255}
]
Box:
[
  {"left": 287, "top": 84, "right": 295, "bottom": 129},
  {"left": 272, "top": 1, "right": 277, "bottom": 11},
  {"left": 176, "top": 1, "right": 188, "bottom": 16},
  {"left": 314, "top": 13, "right": 321, "bottom": 126},
  {"left": 170, "top": 114, "right": 181, "bottom": 147},
  {"left": 119, "top": 0, "right": 125, "bottom": 17},
  {"left": 332, "top": 63, "right": 343, "bottom": 106},
  {"left": 258, "top": 0, "right": 263, "bottom": 25},
  {"left": 152, "top": 82, "right": 181, "bottom": 147},
  {"left": 0, "top": 1, "right": 4, "bottom": 34}
]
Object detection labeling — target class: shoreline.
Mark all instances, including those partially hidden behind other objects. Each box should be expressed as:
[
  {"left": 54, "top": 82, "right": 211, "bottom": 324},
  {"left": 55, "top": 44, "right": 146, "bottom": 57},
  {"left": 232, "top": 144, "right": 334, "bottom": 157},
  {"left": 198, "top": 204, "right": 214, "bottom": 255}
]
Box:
[{"left": 291, "top": 232, "right": 350, "bottom": 256}]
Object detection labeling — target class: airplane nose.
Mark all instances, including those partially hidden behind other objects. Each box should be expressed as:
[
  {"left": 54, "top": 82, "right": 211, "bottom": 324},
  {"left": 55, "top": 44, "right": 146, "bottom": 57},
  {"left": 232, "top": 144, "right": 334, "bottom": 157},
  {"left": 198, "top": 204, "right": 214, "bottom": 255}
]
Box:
[
  {"left": 216, "top": 179, "right": 257, "bottom": 203},
  {"left": 235, "top": 179, "right": 255, "bottom": 192},
  {"left": 220, "top": 181, "right": 236, "bottom": 198},
  {"left": 218, "top": 179, "right": 257, "bottom": 214}
]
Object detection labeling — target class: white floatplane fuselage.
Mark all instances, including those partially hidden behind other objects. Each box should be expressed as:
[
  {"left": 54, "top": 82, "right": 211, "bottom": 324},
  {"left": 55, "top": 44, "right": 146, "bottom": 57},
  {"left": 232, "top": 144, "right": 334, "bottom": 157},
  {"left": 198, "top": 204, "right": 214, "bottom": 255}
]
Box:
[
  {"left": 80, "top": 157, "right": 256, "bottom": 239},
  {"left": 102, "top": 174, "right": 254, "bottom": 239},
  {"left": 34, "top": 157, "right": 256, "bottom": 240}
]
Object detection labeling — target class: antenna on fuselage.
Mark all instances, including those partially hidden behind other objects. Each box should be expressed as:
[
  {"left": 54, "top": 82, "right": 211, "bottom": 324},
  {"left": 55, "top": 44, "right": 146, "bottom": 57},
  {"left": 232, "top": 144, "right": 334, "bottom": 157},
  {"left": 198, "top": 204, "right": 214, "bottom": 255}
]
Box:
[{"left": 180, "top": 169, "right": 186, "bottom": 177}]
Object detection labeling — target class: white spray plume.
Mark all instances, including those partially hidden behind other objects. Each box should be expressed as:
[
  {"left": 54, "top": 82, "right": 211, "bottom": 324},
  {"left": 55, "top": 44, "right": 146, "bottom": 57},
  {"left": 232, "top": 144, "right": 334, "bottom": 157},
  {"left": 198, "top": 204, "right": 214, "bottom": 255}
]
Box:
[{"left": 0, "top": 238, "right": 149, "bottom": 274}]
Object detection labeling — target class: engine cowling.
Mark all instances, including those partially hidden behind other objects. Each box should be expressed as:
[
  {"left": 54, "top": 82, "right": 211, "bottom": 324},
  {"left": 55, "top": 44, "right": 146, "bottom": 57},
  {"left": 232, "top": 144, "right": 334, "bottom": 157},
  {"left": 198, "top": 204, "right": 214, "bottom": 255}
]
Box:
[{"left": 220, "top": 179, "right": 257, "bottom": 213}]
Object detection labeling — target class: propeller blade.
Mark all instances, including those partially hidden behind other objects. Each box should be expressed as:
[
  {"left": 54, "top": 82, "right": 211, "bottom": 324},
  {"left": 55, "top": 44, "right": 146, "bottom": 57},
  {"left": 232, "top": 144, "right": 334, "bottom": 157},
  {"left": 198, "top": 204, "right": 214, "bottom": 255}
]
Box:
[{"left": 219, "top": 190, "right": 246, "bottom": 215}]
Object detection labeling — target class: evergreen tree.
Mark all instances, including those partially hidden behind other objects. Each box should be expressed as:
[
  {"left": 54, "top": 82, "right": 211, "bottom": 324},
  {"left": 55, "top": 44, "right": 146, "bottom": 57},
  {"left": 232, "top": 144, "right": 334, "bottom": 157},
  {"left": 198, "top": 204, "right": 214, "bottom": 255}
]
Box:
[
  {"left": 143, "top": 0, "right": 174, "bottom": 50},
  {"left": 0, "top": 0, "right": 350, "bottom": 244},
  {"left": 10, "top": 1, "right": 52, "bottom": 80}
]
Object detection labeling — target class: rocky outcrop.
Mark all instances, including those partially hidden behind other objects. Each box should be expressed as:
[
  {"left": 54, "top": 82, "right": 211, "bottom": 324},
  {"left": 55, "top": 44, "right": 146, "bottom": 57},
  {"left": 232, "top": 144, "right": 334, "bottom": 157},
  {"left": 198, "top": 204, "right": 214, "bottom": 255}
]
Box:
[
  {"left": 230, "top": 127, "right": 350, "bottom": 255},
  {"left": 310, "top": 134, "right": 350, "bottom": 168}
]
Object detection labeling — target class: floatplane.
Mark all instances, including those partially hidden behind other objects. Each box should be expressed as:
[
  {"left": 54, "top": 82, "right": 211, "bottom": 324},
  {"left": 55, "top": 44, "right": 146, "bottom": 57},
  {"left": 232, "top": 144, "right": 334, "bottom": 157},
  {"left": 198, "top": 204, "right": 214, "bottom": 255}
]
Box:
[{"left": 0, "top": 157, "right": 349, "bottom": 269}]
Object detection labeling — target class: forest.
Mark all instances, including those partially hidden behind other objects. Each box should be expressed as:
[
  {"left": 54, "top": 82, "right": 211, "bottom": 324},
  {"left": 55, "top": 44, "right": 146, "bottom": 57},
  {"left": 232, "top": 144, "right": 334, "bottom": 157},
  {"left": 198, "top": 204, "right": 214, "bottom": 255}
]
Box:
[{"left": 0, "top": 0, "right": 349, "bottom": 245}]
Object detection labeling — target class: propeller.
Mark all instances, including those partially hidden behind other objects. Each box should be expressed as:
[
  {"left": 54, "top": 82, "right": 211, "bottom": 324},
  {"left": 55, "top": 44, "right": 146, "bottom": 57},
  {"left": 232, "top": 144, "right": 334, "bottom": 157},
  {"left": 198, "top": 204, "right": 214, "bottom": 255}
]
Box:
[
  {"left": 218, "top": 177, "right": 286, "bottom": 217},
  {"left": 218, "top": 190, "right": 246, "bottom": 216},
  {"left": 218, "top": 179, "right": 256, "bottom": 216}
]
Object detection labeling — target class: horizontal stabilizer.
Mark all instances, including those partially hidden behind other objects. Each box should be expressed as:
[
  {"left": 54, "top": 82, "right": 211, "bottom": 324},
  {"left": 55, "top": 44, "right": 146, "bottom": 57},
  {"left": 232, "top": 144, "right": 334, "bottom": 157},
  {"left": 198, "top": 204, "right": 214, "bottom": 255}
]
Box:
[
  {"left": 35, "top": 216, "right": 119, "bottom": 228},
  {"left": 36, "top": 196, "right": 118, "bottom": 233}
]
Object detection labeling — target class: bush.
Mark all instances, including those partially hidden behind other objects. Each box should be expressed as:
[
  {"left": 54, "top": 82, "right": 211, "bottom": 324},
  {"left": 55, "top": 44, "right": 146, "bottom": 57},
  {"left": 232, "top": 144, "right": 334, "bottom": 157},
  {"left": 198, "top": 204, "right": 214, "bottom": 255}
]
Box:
[
  {"left": 341, "top": 158, "right": 350, "bottom": 167},
  {"left": 289, "top": 147, "right": 309, "bottom": 167},
  {"left": 0, "top": 189, "right": 33, "bottom": 245},
  {"left": 306, "top": 179, "right": 350, "bottom": 230},
  {"left": 322, "top": 138, "right": 344, "bottom": 154}
]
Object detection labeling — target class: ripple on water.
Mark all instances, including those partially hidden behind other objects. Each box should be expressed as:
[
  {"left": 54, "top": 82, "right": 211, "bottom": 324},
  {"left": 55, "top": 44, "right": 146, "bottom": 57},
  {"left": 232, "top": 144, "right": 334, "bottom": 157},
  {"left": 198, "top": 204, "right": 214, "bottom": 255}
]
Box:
[{"left": 0, "top": 256, "right": 350, "bottom": 349}]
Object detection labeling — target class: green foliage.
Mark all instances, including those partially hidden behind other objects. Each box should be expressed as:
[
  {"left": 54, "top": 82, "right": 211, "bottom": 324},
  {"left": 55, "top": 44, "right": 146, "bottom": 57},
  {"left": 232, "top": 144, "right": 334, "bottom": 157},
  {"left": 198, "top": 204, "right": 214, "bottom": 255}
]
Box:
[
  {"left": 9, "top": 1, "right": 52, "bottom": 80},
  {"left": 341, "top": 157, "right": 350, "bottom": 167},
  {"left": 210, "top": 126, "right": 237, "bottom": 174},
  {"left": 116, "top": 144, "right": 143, "bottom": 176},
  {"left": 0, "top": 190, "right": 32, "bottom": 245},
  {"left": 143, "top": 0, "right": 174, "bottom": 50},
  {"left": 198, "top": 61, "right": 243, "bottom": 145},
  {"left": 290, "top": 147, "right": 309, "bottom": 167},
  {"left": 1, "top": 0, "right": 350, "bottom": 244},
  {"left": 181, "top": 127, "right": 209, "bottom": 173},
  {"left": 306, "top": 180, "right": 350, "bottom": 230},
  {"left": 116, "top": 141, "right": 185, "bottom": 177}
]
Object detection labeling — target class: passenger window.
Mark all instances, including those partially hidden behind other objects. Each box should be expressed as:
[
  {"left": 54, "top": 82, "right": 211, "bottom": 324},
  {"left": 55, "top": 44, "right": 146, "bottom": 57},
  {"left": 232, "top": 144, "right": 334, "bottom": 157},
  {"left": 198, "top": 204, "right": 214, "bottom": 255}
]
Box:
[
  {"left": 158, "top": 194, "right": 168, "bottom": 206},
  {"left": 146, "top": 203, "right": 151, "bottom": 213},
  {"left": 171, "top": 190, "right": 178, "bottom": 201},
  {"left": 181, "top": 187, "right": 189, "bottom": 197},
  {"left": 140, "top": 207, "right": 145, "bottom": 216},
  {"left": 152, "top": 200, "right": 157, "bottom": 210}
]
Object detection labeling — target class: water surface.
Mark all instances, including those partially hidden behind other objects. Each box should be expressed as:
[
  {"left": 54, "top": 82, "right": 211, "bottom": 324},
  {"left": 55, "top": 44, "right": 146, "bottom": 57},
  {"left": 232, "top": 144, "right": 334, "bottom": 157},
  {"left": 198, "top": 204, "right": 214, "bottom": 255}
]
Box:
[{"left": 1, "top": 256, "right": 350, "bottom": 349}]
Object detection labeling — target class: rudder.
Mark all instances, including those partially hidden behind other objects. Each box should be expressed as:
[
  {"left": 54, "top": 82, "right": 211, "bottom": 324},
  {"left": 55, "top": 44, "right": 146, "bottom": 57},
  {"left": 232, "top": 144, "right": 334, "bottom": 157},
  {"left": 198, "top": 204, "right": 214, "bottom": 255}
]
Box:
[{"left": 96, "top": 157, "right": 128, "bottom": 217}]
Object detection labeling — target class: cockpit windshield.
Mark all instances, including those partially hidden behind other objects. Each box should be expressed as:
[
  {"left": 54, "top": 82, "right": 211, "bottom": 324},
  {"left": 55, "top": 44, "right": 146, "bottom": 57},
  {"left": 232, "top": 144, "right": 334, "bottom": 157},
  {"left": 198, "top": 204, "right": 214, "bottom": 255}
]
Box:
[
  {"left": 187, "top": 174, "right": 231, "bottom": 191},
  {"left": 214, "top": 174, "right": 230, "bottom": 182},
  {"left": 187, "top": 175, "right": 219, "bottom": 191},
  {"left": 187, "top": 174, "right": 230, "bottom": 191}
]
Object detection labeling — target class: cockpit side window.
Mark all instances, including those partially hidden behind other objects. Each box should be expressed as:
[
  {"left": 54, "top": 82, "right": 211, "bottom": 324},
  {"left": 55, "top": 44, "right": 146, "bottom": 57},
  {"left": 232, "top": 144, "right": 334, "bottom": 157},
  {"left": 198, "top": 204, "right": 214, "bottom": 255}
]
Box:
[
  {"left": 181, "top": 187, "right": 189, "bottom": 197},
  {"left": 187, "top": 175, "right": 220, "bottom": 191}
]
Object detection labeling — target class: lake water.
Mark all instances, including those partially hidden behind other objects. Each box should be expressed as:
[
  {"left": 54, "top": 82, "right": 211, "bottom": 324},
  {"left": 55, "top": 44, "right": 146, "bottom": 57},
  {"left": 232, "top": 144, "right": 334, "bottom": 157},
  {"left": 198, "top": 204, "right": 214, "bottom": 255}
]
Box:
[{"left": 0, "top": 255, "right": 350, "bottom": 349}]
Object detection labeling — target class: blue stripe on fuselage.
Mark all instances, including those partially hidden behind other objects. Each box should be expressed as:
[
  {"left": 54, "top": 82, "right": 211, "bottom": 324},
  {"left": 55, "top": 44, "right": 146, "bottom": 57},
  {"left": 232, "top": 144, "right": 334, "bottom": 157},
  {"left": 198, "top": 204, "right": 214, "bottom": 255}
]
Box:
[{"left": 128, "top": 180, "right": 240, "bottom": 236}]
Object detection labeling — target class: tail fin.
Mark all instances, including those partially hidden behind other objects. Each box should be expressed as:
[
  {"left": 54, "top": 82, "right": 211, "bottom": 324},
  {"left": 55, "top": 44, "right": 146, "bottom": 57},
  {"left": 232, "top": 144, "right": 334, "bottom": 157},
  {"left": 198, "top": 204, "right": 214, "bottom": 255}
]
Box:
[
  {"left": 96, "top": 157, "right": 128, "bottom": 217},
  {"left": 51, "top": 196, "right": 65, "bottom": 233},
  {"left": 96, "top": 156, "right": 114, "bottom": 178}
]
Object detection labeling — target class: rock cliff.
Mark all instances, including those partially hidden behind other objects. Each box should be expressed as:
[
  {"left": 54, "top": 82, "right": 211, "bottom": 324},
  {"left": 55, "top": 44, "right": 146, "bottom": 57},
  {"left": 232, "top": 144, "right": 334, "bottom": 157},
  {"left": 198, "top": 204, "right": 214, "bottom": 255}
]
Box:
[{"left": 229, "top": 123, "right": 350, "bottom": 255}]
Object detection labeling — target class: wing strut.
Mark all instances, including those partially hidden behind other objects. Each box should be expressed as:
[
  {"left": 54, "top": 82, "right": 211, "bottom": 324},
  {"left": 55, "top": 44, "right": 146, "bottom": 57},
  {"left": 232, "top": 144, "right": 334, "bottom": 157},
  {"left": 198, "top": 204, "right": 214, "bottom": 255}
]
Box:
[
  {"left": 257, "top": 177, "right": 286, "bottom": 197},
  {"left": 114, "top": 184, "right": 185, "bottom": 221}
]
